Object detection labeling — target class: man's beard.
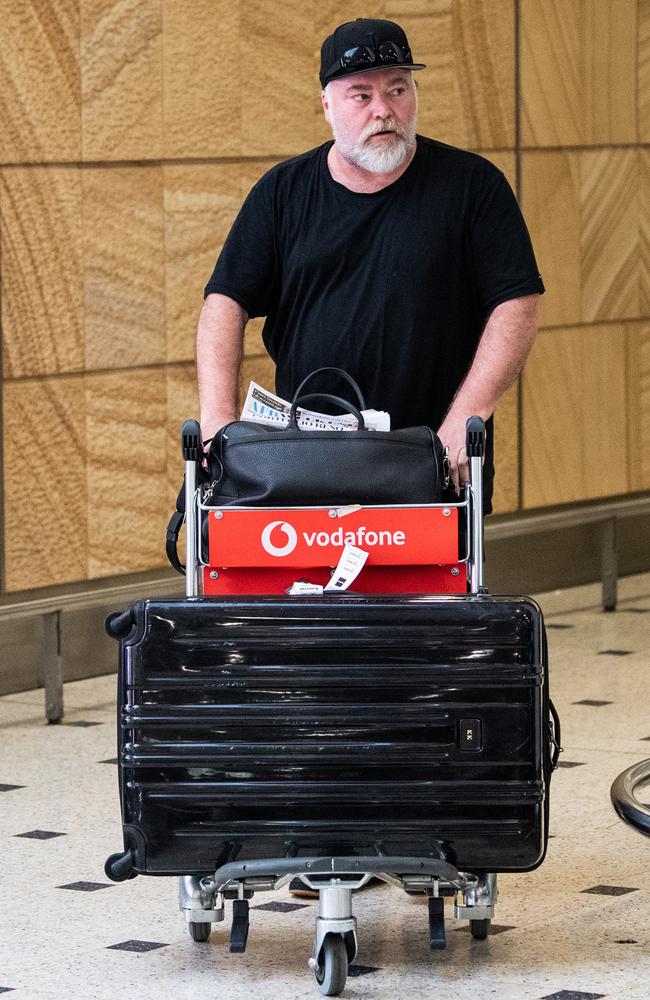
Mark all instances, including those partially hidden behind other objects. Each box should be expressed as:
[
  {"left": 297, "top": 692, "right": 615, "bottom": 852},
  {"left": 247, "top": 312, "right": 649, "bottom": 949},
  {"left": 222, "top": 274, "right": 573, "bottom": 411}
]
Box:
[{"left": 329, "top": 107, "right": 417, "bottom": 174}]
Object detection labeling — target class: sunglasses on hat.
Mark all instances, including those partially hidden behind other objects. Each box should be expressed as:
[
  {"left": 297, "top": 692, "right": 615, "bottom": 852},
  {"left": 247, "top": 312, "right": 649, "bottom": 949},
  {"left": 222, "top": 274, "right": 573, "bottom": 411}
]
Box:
[{"left": 325, "top": 40, "right": 413, "bottom": 80}]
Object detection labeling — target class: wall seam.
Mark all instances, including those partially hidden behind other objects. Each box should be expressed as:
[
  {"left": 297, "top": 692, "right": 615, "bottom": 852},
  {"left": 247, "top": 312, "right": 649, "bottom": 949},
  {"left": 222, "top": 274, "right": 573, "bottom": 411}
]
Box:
[{"left": 515, "top": 0, "right": 523, "bottom": 513}]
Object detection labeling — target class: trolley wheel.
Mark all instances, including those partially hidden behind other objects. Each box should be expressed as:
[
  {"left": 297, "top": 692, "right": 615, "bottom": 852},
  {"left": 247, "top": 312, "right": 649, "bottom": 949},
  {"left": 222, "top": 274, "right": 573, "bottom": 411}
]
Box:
[
  {"left": 188, "top": 921, "right": 211, "bottom": 942},
  {"left": 470, "top": 918, "right": 490, "bottom": 940},
  {"left": 314, "top": 934, "right": 348, "bottom": 997}
]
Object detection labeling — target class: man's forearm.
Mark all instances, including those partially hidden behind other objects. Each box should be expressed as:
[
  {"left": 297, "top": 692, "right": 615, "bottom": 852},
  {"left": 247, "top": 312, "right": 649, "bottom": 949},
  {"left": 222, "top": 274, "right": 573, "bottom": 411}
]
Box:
[
  {"left": 438, "top": 293, "right": 541, "bottom": 488},
  {"left": 445, "top": 294, "right": 540, "bottom": 423},
  {"left": 196, "top": 293, "right": 248, "bottom": 441}
]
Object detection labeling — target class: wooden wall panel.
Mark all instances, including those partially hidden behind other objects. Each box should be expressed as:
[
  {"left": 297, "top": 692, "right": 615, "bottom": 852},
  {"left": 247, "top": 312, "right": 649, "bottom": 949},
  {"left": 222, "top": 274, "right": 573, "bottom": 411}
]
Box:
[
  {"left": 522, "top": 325, "right": 628, "bottom": 508},
  {"left": 580, "top": 149, "right": 640, "bottom": 322},
  {"left": 521, "top": 152, "right": 580, "bottom": 328},
  {"left": 523, "top": 150, "right": 643, "bottom": 328},
  {"left": 0, "top": 1, "right": 80, "bottom": 163},
  {"left": 492, "top": 382, "right": 519, "bottom": 514},
  {"left": 627, "top": 322, "right": 650, "bottom": 493},
  {"left": 0, "top": 168, "right": 83, "bottom": 378},
  {"left": 163, "top": 164, "right": 242, "bottom": 363},
  {"left": 80, "top": 0, "right": 163, "bottom": 161},
  {"left": 521, "top": 0, "right": 637, "bottom": 147},
  {"left": 85, "top": 369, "right": 167, "bottom": 577},
  {"left": 640, "top": 0, "right": 650, "bottom": 144},
  {"left": 166, "top": 365, "right": 199, "bottom": 514},
  {"left": 240, "top": 0, "right": 322, "bottom": 156},
  {"left": 3, "top": 377, "right": 87, "bottom": 592},
  {"left": 83, "top": 166, "right": 165, "bottom": 370},
  {"left": 386, "top": 0, "right": 515, "bottom": 150},
  {"left": 162, "top": 0, "right": 241, "bottom": 159},
  {"left": 642, "top": 149, "right": 650, "bottom": 317}
]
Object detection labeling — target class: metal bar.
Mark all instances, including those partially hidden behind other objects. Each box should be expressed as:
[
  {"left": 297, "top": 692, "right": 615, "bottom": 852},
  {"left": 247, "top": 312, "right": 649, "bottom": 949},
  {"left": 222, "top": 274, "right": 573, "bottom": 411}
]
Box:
[
  {"left": 611, "top": 758, "right": 650, "bottom": 837},
  {"left": 486, "top": 496, "right": 650, "bottom": 540},
  {"left": 601, "top": 516, "right": 618, "bottom": 612},
  {"left": 0, "top": 576, "right": 181, "bottom": 623},
  {"left": 184, "top": 460, "right": 198, "bottom": 598},
  {"left": 469, "top": 456, "right": 484, "bottom": 593},
  {"left": 42, "top": 611, "right": 63, "bottom": 724}
]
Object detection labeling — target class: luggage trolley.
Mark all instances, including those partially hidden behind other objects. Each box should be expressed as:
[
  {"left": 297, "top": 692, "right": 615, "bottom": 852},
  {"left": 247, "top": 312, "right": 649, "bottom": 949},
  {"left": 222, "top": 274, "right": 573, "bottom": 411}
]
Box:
[{"left": 105, "top": 417, "right": 560, "bottom": 997}]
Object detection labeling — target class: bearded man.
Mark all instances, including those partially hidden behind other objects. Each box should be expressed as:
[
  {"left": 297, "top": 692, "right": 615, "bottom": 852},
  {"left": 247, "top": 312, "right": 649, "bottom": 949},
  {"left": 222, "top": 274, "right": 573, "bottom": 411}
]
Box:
[{"left": 198, "top": 16, "right": 544, "bottom": 507}]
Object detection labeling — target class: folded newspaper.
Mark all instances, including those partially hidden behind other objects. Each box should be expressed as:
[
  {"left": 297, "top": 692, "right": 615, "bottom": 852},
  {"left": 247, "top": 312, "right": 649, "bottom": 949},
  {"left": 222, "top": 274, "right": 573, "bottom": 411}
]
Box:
[{"left": 241, "top": 382, "right": 390, "bottom": 432}]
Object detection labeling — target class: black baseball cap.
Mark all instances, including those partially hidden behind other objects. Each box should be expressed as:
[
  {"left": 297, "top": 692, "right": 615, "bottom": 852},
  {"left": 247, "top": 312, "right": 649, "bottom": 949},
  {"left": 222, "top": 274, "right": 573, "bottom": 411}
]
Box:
[{"left": 320, "top": 18, "right": 425, "bottom": 89}]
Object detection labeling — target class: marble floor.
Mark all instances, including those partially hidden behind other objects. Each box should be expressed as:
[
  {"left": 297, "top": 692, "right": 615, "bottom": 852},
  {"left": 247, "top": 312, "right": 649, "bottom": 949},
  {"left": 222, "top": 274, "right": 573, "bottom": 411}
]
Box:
[{"left": 1, "top": 575, "right": 649, "bottom": 1000}]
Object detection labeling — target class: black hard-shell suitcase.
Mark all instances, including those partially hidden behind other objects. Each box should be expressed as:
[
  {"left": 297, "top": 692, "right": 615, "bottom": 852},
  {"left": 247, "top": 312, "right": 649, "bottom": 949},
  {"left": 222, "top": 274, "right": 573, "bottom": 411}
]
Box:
[
  {"left": 105, "top": 416, "right": 560, "bottom": 993},
  {"left": 107, "top": 592, "right": 553, "bottom": 877}
]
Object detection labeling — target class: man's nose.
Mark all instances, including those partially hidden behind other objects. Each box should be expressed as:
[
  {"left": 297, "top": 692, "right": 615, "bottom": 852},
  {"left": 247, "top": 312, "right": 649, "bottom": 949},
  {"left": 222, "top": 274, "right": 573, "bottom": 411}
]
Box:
[{"left": 370, "top": 96, "right": 391, "bottom": 119}]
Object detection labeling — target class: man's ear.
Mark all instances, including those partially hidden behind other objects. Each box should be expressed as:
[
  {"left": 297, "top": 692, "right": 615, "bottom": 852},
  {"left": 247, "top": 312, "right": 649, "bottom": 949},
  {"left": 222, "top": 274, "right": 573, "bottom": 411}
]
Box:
[{"left": 320, "top": 89, "right": 331, "bottom": 125}]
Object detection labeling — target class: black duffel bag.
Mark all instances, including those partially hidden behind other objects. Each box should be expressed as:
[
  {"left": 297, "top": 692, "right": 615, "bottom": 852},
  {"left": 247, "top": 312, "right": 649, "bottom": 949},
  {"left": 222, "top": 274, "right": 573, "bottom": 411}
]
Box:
[
  {"left": 166, "top": 368, "right": 447, "bottom": 573},
  {"left": 208, "top": 368, "right": 446, "bottom": 507}
]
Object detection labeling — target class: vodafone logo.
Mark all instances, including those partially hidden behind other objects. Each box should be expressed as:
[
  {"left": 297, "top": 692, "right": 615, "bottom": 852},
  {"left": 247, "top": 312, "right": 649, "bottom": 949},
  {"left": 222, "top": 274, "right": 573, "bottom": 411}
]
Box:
[
  {"left": 260, "top": 520, "right": 406, "bottom": 557},
  {"left": 261, "top": 520, "right": 298, "bottom": 557}
]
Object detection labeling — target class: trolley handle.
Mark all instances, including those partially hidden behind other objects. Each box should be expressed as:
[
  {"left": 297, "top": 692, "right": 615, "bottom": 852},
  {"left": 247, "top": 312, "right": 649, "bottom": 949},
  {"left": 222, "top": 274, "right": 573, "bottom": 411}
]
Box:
[
  {"left": 466, "top": 416, "right": 486, "bottom": 595},
  {"left": 181, "top": 419, "right": 202, "bottom": 597}
]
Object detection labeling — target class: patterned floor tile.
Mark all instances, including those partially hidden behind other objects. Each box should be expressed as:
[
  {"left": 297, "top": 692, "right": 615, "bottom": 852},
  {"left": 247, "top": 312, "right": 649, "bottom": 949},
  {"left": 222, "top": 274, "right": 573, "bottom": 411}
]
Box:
[
  {"left": 253, "top": 901, "right": 309, "bottom": 912},
  {"left": 57, "top": 882, "right": 113, "bottom": 892},
  {"left": 15, "top": 830, "right": 66, "bottom": 840},
  {"left": 541, "top": 992, "right": 605, "bottom": 1000},
  {"left": 572, "top": 700, "right": 613, "bottom": 706},
  {"left": 348, "top": 964, "right": 380, "bottom": 977},
  {"left": 581, "top": 885, "right": 638, "bottom": 896},
  {"left": 106, "top": 940, "right": 168, "bottom": 953}
]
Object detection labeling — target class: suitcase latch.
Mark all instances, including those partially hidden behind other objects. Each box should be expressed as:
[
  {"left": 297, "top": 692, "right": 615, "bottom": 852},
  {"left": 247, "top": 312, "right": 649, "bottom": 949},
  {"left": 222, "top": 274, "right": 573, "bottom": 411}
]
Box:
[{"left": 459, "top": 718, "right": 482, "bottom": 751}]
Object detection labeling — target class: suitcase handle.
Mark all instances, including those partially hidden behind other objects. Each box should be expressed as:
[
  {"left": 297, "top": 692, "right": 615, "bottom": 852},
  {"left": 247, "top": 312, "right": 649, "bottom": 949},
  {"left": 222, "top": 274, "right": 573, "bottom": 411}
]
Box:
[
  {"left": 181, "top": 420, "right": 200, "bottom": 596},
  {"left": 466, "top": 416, "right": 486, "bottom": 594}
]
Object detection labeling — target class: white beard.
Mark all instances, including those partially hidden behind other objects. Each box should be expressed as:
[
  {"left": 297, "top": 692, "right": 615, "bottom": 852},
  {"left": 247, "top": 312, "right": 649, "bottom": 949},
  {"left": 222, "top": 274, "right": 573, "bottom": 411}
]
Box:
[{"left": 329, "top": 107, "right": 417, "bottom": 174}]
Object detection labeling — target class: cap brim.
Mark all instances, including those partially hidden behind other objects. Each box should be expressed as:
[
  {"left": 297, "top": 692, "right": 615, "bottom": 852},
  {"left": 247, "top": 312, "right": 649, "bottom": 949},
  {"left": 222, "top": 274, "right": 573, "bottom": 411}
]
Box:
[{"left": 325, "top": 62, "right": 426, "bottom": 85}]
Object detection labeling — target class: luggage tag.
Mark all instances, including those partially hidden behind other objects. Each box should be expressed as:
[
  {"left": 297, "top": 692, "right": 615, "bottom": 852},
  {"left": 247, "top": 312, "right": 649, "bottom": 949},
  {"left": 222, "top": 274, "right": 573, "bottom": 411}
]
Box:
[
  {"left": 324, "top": 543, "right": 369, "bottom": 592},
  {"left": 286, "top": 543, "right": 369, "bottom": 595}
]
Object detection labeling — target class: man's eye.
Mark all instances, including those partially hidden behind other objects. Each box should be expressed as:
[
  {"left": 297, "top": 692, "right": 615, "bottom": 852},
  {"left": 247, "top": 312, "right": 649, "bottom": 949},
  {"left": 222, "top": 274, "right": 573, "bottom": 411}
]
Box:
[{"left": 353, "top": 93, "right": 369, "bottom": 101}]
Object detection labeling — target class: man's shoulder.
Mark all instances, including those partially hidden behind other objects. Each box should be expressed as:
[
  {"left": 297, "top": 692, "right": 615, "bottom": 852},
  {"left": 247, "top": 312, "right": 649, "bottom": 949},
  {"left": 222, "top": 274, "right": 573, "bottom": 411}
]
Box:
[
  {"left": 416, "top": 135, "right": 504, "bottom": 178},
  {"left": 252, "top": 143, "right": 330, "bottom": 194}
]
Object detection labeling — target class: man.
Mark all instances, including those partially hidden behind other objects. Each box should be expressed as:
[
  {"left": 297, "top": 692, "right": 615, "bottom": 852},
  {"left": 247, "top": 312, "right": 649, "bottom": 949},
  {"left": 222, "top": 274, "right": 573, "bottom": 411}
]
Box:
[
  {"left": 197, "top": 20, "right": 543, "bottom": 895},
  {"left": 197, "top": 18, "right": 544, "bottom": 506}
]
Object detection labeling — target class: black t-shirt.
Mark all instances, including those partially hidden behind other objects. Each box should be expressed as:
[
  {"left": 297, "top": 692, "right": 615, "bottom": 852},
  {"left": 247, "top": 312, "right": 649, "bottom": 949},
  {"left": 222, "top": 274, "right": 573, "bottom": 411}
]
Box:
[{"left": 205, "top": 135, "right": 544, "bottom": 511}]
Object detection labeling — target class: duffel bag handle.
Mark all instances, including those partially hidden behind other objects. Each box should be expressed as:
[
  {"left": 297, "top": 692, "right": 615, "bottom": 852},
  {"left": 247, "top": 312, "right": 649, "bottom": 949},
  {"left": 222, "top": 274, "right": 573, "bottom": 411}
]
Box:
[
  {"left": 292, "top": 367, "right": 366, "bottom": 410},
  {"left": 289, "top": 393, "right": 366, "bottom": 430}
]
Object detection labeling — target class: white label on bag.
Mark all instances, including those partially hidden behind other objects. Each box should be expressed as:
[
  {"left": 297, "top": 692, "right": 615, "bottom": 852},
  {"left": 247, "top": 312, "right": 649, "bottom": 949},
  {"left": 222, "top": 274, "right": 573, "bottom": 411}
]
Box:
[
  {"left": 287, "top": 581, "right": 324, "bottom": 595},
  {"left": 324, "top": 544, "right": 369, "bottom": 592}
]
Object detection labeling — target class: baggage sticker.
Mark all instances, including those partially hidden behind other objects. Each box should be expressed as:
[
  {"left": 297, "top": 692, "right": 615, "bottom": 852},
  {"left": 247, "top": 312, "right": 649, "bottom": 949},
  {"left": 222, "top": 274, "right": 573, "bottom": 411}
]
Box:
[{"left": 324, "top": 543, "right": 369, "bottom": 591}]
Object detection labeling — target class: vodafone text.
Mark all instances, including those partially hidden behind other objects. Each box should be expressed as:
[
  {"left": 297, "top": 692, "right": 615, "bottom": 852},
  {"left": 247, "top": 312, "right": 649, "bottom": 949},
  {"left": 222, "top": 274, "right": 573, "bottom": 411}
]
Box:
[
  {"left": 303, "top": 527, "right": 405, "bottom": 548},
  {"left": 260, "top": 520, "right": 406, "bottom": 557}
]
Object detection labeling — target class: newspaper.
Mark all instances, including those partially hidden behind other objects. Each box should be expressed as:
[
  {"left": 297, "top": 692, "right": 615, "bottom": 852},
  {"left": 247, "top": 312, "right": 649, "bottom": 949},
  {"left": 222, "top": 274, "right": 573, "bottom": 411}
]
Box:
[{"left": 241, "top": 381, "right": 390, "bottom": 432}]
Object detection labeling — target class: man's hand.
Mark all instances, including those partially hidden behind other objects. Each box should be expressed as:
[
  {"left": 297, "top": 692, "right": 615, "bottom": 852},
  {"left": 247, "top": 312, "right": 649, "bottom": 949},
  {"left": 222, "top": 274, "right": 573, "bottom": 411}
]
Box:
[{"left": 437, "top": 415, "right": 471, "bottom": 494}]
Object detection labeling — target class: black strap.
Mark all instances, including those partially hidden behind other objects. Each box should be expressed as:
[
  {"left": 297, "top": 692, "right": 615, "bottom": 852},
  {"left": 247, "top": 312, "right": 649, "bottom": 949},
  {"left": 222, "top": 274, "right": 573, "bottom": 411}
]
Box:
[
  {"left": 288, "top": 392, "right": 365, "bottom": 430},
  {"left": 292, "top": 367, "right": 366, "bottom": 411},
  {"left": 548, "top": 699, "right": 562, "bottom": 771},
  {"left": 166, "top": 509, "right": 185, "bottom": 576}
]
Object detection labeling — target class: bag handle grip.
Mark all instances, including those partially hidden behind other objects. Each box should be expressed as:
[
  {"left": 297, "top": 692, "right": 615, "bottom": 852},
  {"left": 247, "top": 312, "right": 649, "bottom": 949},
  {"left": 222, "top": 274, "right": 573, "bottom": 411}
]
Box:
[
  {"left": 292, "top": 367, "right": 366, "bottom": 410},
  {"left": 289, "top": 393, "right": 366, "bottom": 430}
]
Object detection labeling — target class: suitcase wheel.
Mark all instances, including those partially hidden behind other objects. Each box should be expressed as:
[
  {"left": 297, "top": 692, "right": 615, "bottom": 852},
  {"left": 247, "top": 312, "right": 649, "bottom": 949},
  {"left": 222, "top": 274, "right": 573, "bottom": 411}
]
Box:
[
  {"left": 470, "top": 918, "right": 490, "bottom": 940},
  {"left": 104, "top": 850, "right": 137, "bottom": 882}
]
